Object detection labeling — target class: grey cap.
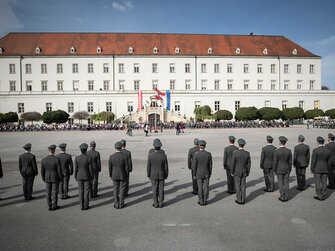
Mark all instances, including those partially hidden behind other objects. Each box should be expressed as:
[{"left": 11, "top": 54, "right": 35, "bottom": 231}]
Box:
[
  {"left": 194, "top": 138, "right": 199, "bottom": 145},
  {"left": 120, "top": 139, "right": 126, "bottom": 146},
  {"left": 279, "top": 136, "right": 288, "bottom": 143},
  {"left": 115, "top": 141, "right": 122, "bottom": 149},
  {"left": 199, "top": 140, "right": 206, "bottom": 146},
  {"left": 58, "top": 143, "right": 67, "bottom": 148},
  {"left": 266, "top": 135, "right": 274, "bottom": 141},
  {"left": 23, "top": 143, "right": 32, "bottom": 149},
  {"left": 317, "top": 136, "right": 325, "bottom": 143},
  {"left": 238, "top": 138, "right": 246, "bottom": 146},
  {"left": 328, "top": 133, "right": 335, "bottom": 140},
  {"left": 153, "top": 138, "right": 162, "bottom": 148},
  {"left": 89, "top": 141, "right": 96, "bottom": 147},
  {"left": 79, "top": 143, "right": 88, "bottom": 150},
  {"left": 228, "top": 136, "right": 236, "bottom": 141},
  {"left": 298, "top": 135, "right": 305, "bottom": 142},
  {"left": 48, "top": 144, "right": 57, "bottom": 150}
]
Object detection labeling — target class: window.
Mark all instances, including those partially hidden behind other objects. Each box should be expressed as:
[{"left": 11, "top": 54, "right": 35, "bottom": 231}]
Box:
[
  {"left": 214, "top": 64, "right": 219, "bottom": 73},
  {"left": 185, "top": 80, "right": 191, "bottom": 90},
  {"left": 88, "top": 81, "right": 94, "bottom": 91},
  {"left": 282, "top": 101, "right": 287, "bottom": 110},
  {"left": 10, "top": 81, "right": 16, "bottom": 91},
  {"left": 152, "top": 81, "right": 158, "bottom": 90},
  {"left": 134, "top": 80, "right": 140, "bottom": 90},
  {"left": 214, "top": 80, "right": 220, "bottom": 90},
  {"left": 87, "top": 102, "right": 93, "bottom": 112},
  {"left": 235, "top": 101, "right": 240, "bottom": 111},
  {"left": 195, "top": 101, "right": 201, "bottom": 108},
  {"left": 227, "top": 80, "right": 233, "bottom": 90},
  {"left": 46, "top": 103, "right": 52, "bottom": 112},
  {"left": 299, "top": 100, "right": 304, "bottom": 109},
  {"left": 119, "top": 80, "right": 125, "bottom": 90},
  {"left": 257, "top": 80, "right": 263, "bottom": 90},
  {"left": 310, "top": 80, "right": 314, "bottom": 90},
  {"left": 18, "top": 103, "right": 24, "bottom": 113},
  {"left": 57, "top": 64, "right": 63, "bottom": 74},
  {"left": 25, "top": 64, "right": 32, "bottom": 74},
  {"left": 41, "top": 64, "right": 47, "bottom": 74},
  {"left": 153, "top": 47, "right": 158, "bottom": 53},
  {"left": 119, "top": 63, "right": 124, "bottom": 73},
  {"left": 201, "top": 80, "right": 207, "bottom": 90},
  {"left": 175, "top": 101, "right": 181, "bottom": 112},
  {"left": 73, "top": 64, "right": 78, "bottom": 73},
  {"left": 152, "top": 63, "right": 158, "bottom": 73},
  {"left": 169, "top": 63, "right": 175, "bottom": 73},
  {"left": 297, "top": 64, "right": 302, "bottom": 74},
  {"left": 309, "top": 64, "right": 315, "bottom": 74},
  {"left": 73, "top": 81, "right": 79, "bottom": 91},
  {"left": 128, "top": 47, "right": 133, "bottom": 53},
  {"left": 214, "top": 101, "right": 220, "bottom": 111},
  {"left": 201, "top": 63, "right": 206, "bottom": 73},
  {"left": 41, "top": 81, "right": 47, "bottom": 91},
  {"left": 227, "top": 64, "right": 232, "bottom": 73},
  {"left": 244, "top": 64, "right": 249, "bottom": 73},
  {"left": 57, "top": 81, "right": 63, "bottom": 91},
  {"left": 104, "top": 80, "right": 110, "bottom": 90},
  {"left": 68, "top": 118, "right": 74, "bottom": 124},
  {"left": 265, "top": 101, "right": 271, "bottom": 107},
  {"left": 314, "top": 100, "right": 319, "bottom": 109},
  {"left": 170, "top": 80, "right": 175, "bottom": 90},
  {"left": 257, "top": 64, "right": 263, "bottom": 73},
  {"left": 284, "top": 64, "right": 289, "bottom": 74},
  {"left": 88, "top": 63, "right": 94, "bottom": 73},
  {"left": 185, "top": 63, "right": 190, "bottom": 73},
  {"left": 127, "top": 102, "right": 134, "bottom": 112},
  {"left": 9, "top": 64, "right": 15, "bottom": 74},
  {"left": 134, "top": 63, "right": 139, "bottom": 73},
  {"left": 103, "top": 63, "right": 109, "bottom": 73},
  {"left": 297, "top": 81, "right": 302, "bottom": 90},
  {"left": 106, "top": 102, "right": 112, "bottom": 112},
  {"left": 284, "top": 81, "right": 289, "bottom": 90},
  {"left": 244, "top": 80, "right": 249, "bottom": 90},
  {"left": 26, "top": 81, "right": 32, "bottom": 91},
  {"left": 68, "top": 102, "right": 74, "bottom": 113},
  {"left": 271, "top": 64, "right": 276, "bottom": 73},
  {"left": 271, "top": 81, "right": 276, "bottom": 90}
]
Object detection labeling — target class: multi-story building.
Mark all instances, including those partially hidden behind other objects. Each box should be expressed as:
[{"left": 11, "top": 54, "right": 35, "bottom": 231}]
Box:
[{"left": 0, "top": 32, "right": 333, "bottom": 122}]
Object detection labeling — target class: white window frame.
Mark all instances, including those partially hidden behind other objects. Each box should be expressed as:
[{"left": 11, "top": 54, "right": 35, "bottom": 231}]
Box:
[
  {"left": 68, "top": 102, "right": 74, "bottom": 113},
  {"left": 57, "top": 81, "right": 63, "bottom": 91},
  {"left": 106, "top": 102, "right": 112, "bottom": 112},
  {"left": 214, "top": 101, "right": 220, "bottom": 111},
  {"left": 57, "top": 64, "right": 63, "bottom": 74},
  {"left": 170, "top": 80, "right": 175, "bottom": 90},
  {"left": 134, "top": 63, "right": 140, "bottom": 73},
  {"left": 169, "top": 63, "right": 175, "bottom": 73},
  {"left": 73, "top": 81, "right": 79, "bottom": 91},
  {"left": 46, "top": 102, "right": 52, "bottom": 112},
  {"left": 185, "top": 63, "right": 191, "bottom": 73},
  {"left": 41, "top": 81, "right": 48, "bottom": 91},
  {"left": 41, "top": 64, "right": 47, "bottom": 74},
  {"left": 214, "top": 63, "right": 219, "bottom": 73},
  {"left": 10, "top": 81, "right": 16, "bottom": 91},
  {"left": 214, "top": 80, "right": 220, "bottom": 90},
  {"left": 18, "top": 103, "right": 24, "bottom": 113},
  {"left": 134, "top": 80, "right": 140, "bottom": 90},
  {"left": 87, "top": 102, "right": 94, "bottom": 113},
  {"left": 72, "top": 63, "right": 79, "bottom": 73},
  {"left": 119, "top": 63, "right": 124, "bottom": 73},
  {"left": 103, "top": 63, "right": 109, "bottom": 73},
  {"left": 25, "top": 64, "right": 32, "bottom": 74},
  {"left": 104, "top": 80, "right": 110, "bottom": 91},
  {"left": 88, "top": 81, "right": 94, "bottom": 91}
]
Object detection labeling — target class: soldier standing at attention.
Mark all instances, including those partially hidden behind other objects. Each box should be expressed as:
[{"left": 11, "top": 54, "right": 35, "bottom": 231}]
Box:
[
  {"left": 149, "top": 139, "right": 166, "bottom": 155},
  {"left": 293, "top": 135, "right": 310, "bottom": 191},
  {"left": 325, "top": 133, "right": 335, "bottom": 189},
  {"left": 41, "top": 144, "right": 62, "bottom": 211},
  {"left": 75, "top": 143, "right": 93, "bottom": 210},
  {"left": 231, "top": 139, "right": 251, "bottom": 205},
  {"left": 260, "top": 136, "right": 276, "bottom": 192},
  {"left": 19, "top": 143, "right": 38, "bottom": 201},
  {"left": 57, "top": 143, "right": 73, "bottom": 199},
  {"left": 223, "top": 136, "right": 238, "bottom": 194},
  {"left": 109, "top": 142, "right": 129, "bottom": 209},
  {"left": 147, "top": 138, "right": 169, "bottom": 208},
  {"left": 188, "top": 138, "right": 200, "bottom": 195},
  {"left": 311, "top": 136, "right": 332, "bottom": 200},
  {"left": 87, "top": 141, "right": 101, "bottom": 198},
  {"left": 120, "top": 139, "right": 133, "bottom": 196},
  {"left": 192, "top": 140, "right": 212, "bottom": 206},
  {"left": 273, "top": 136, "right": 292, "bottom": 202},
  {"left": 0, "top": 156, "right": 3, "bottom": 200}
]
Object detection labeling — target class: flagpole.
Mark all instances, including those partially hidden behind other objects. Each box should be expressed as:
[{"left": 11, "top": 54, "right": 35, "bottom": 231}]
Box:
[{"left": 154, "top": 98, "right": 158, "bottom": 133}]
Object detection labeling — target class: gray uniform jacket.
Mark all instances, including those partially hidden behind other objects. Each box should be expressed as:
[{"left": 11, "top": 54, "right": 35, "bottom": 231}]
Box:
[
  {"left": 192, "top": 150, "right": 213, "bottom": 179},
  {"left": 293, "top": 143, "right": 310, "bottom": 168},
  {"left": 188, "top": 146, "right": 199, "bottom": 170},
  {"left": 149, "top": 149, "right": 165, "bottom": 155},
  {"left": 56, "top": 152, "right": 73, "bottom": 176},
  {"left": 223, "top": 145, "right": 238, "bottom": 171},
  {"left": 87, "top": 149, "right": 101, "bottom": 172},
  {"left": 41, "top": 155, "right": 62, "bottom": 183},
  {"left": 147, "top": 151, "right": 169, "bottom": 180},
  {"left": 325, "top": 142, "right": 335, "bottom": 166},
  {"left": 121, "top": 149, "right": 133, "bottom": 173},
  {"left": 311, "top": 146, "right": 332, "bottom": 174},
  {"left": 75, "top": 154, "right": 94, "bottom": 180},
  {"left": 19, "top": 152, "right": 38, "bottom": 177},
  {"left": 109, "top": 152, "right": 129, "bottom": 181},
  {"left": 231, "top": 149, "right": 251, "bottom": 177},
  {"left": 273, "top": 147, "right": 292, "bottom": 175},
  {"left": 260, "top": 145, "right": 277, "bottom": 169}
]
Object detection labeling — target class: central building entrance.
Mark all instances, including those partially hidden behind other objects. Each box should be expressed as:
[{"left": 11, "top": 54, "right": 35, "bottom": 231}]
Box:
[{"left": 148, "top": 113, "right": 160, "bottom": 125}]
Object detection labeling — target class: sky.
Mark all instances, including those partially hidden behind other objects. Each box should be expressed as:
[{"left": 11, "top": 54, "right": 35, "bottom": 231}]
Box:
[{"left": 1, "top": 0, "right": 335, "bottom": 89}]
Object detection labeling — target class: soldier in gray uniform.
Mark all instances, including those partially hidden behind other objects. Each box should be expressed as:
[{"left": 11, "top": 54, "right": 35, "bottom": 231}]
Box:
[
  {"left": 87, "top": 141, "right": 101, "bottom": 198},
  {"left": 109, "top": 141, "right": 129, "bottom": 209},
  {"left": 0, "top": 156, "right": 3, "bottom": 200},
  {"left": 325, "top": 133, "right": 335, "bottom": 189},
  {"left": 147, "top": 138, "right": 169, "bottom": 208},
  {"left": 149, "top": 139, "right": 165, "bottom": 155},
  {"left": 192, "top": 140, "right": 212, "bottom": 206},
  {"left": 223, "top": 136, "right": 238, "bottom": 194},
  {"left": 75, "top": 143, "right": 94, "bottom": 210},
  {"left": 121, "top": 139, "right": 133, "bottom": 196},
  {"left": 273, "top": 136, "right": 292, "bottom": 202},
  {"left": 311, "top": 136, "right": 332, "bottom": 200},
  {"left": 57, "top": 143, "right": 73, "bottom": 199},
  {"left": 188, "top": 138, "right": 200, "bottom": 195},
  {"left": 19, "top": 143, "right": 38, "bottom": 201},
  {"left": 293, "top": 135, "right": 310, "bottom": 190},
  {"left": 260, "top": 135, "right": 276, "bottom": 192},
  {"left": 231, "top": 139, "right": 251, "bottom": 205},
  {"left": 41, "top": 144, "right": 62, "bottom": 211}
]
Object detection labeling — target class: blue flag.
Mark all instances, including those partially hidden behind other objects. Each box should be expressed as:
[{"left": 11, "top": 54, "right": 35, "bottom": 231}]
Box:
[{"left": 166, "top": 90, "right": 171, "bottom": 111}]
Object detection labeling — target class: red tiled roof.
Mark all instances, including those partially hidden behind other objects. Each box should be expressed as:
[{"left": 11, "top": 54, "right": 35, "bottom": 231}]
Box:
[{"left": 0, "top": 33, "right": 319, "bottom": 57}]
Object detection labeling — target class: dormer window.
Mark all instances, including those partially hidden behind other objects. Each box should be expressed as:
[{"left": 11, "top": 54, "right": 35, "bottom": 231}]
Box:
[
  {"left": 153, "top": 47, "right": 158, "bottom": 53},
  {"left": 235, "top": 48, "right": 241, "bottom": 54},
  {"left": 97, "top": 46, "right": 102, "bottom": 54},
  {"left": 175, "top": 47, "right": 180, "bottom": 54},
  {"left": 292, "top": 48, "right": 297, "bottom": 55},
  {"left": 128, "top": 47, "right": 133, "bottom": 53},
  {"left": 0, "top": 47, "right": 3, "bottom": 54},
  {"left": 35, "top": 47, "right": 41, "bottom": 54},
  {"left": 70, "top": 47, "right": 76, "bottom": 54},
  {"left": 263, "top": 48, "right": 268, "bottom": 55},
  {"left": 208, "top": 47, "right": 213, "bottom": 54}
]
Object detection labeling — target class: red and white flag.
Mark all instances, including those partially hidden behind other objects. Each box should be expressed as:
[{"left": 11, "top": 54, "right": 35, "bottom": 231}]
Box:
[
  {"left": 155, "top": 88, "right": 165, "bottom": 101},
  {"left": 138, "top": 90, "right": 143, "bottom": 110}
]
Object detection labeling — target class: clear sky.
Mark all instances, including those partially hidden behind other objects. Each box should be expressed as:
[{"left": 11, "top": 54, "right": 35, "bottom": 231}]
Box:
[{"left": 1, "top": 0, "right": 335, "bottom": 89}]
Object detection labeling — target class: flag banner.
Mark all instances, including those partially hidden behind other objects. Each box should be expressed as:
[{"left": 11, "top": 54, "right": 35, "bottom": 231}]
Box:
[
  {"left": 166, "top": 90, "right": 171, "bottom": 111},
  {"left": 138, "top": 90, "right": 143, "bottom": 110},
  {"left": 155, "top": 88, "right": 165, "bottom": 101}
]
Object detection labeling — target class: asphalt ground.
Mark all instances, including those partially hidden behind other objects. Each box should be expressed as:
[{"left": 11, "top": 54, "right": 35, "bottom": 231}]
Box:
[{"left": 0, "top": 127, "right": 334, "bottom": 250}]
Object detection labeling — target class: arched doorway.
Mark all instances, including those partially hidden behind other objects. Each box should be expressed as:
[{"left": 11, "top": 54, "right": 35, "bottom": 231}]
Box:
[{"left": 148, "top": 113, "right": 160, "bottom": 126}]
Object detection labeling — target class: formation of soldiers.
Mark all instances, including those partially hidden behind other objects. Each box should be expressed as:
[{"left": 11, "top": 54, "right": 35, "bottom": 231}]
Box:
[{"left": 0, "top": 133, "right": 334, "bottom": 209}]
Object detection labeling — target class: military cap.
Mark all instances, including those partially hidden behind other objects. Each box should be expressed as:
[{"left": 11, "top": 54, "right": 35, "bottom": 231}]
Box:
[
  {"left": 115, "top": 141, "right": 122, "bottom": 149},
  {"left": 228, "top": 136, "right": 236, "bottom": 141},
  {"left": 89, "top": 141, "right": 96, "bottom": 147},
  {"left": 120, "top": 139, "right": 126, "bottom": 146},
  {"left": 23, "top": 143, "right": 32, "bottom": 149},
  {"left": 266, "top": 135, "right": 273, "bottom": 141},
  {"left": 238, "top": 139, "right": 246, "bottom": 146},
  {"left": 48, "top": 144, "right": 57, "bottom": 150},
  {"left": 194, "top": 138, "right": 199, "bottom": 145},
  {"left": 58, "top": 143, "right": 67, "bottom": 148},
  {"left": 328, "top": 133, "right": 335, "bottom": 140},
  {"left": 279, "top": 136, "right": 288, "bottom": 143},
  {"left": 298, "top": 135, "right": 305, "bottom": 142},
  {"left": 199, "top": 140, "right": 206, "bottom": 146},
  {"left": 153, "top": 138, "right": 162, "bottom": 148},
  {"left": 79, "top": 143, "right": 88, "bottom": 150},
  {"left": 317, "top": 136, "right": 325, "bottom": 143}
]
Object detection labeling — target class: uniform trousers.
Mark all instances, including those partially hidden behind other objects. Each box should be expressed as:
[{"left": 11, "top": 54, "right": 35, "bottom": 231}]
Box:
[
  {"left": 314, "top": 173, "right": 328, "bottom": 199},
  {"left": 22, "top": 175, "right": 35, "bottom": 199},
  {"left": 90, "top": 171, "right": 99, "bottom": 197},
  {"left": 125, "top": 176, "right": 130, "bottom": 196},
  {"left": 226, "top": 170, "right": 235, "bottom": 193},
  {"left": 328, "top": 166, "right": 335, "bottom": 188},
  {"left": 263, "top": 168, "right": 275, "bottom": 192},
  {"left": 113, "top": 180, "right": 126, "bottom": 208},
  {"left": 151, "top": 179, "right": 165, "bottom": 207},
  {"left": 78, "top": 180, "right": 90, "bottom": 209},
  {"left": 295, "top": 167, "right": 307, "bottom": 190},
  {"left": 46, "top": 182, "right": 59, "bottom": 209},
  {"left": 59, "top": 175, "right": 70, "bottom": 197},
  {"left": 234, "top": 176, "right": 247, "bottom": 203},
  {"left": 277, "top": 173, "right": 290, "bottom": 201},
  {"left": 197, "top": 177, "right": 210, "bottom": 204},
  {"left": 192, "top": 174, "right": 198, "bottom": 194}
]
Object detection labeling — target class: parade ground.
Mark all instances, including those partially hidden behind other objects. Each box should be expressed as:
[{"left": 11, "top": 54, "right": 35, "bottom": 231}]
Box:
[{"left": 0, "top": 127, "right": 334, "bottom": 251}]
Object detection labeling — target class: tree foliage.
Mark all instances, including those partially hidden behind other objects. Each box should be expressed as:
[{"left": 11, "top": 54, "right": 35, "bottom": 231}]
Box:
[
  {"left": 282, "top": 107, "right": 304, "bottom": 120},
  {"left": 194, "top": 105, "right": 212, "bottom": 121},
  {"left": 258, "top": 107, "right": 283, "bottom": 120},
  {"left": 325, "top": 109, "right": 335, "bottom": 119},
  {"left": 72, "top": 111, "right": 90, "bottom": 121},
  {"left": 213, "top": 110, "right": 233, "bottom": 121},
  {"left": 304, "top": 109, "right": 324, "bottom": 119},
  {"left": 42, "top": 110, "right": 70, "bottom": 124},
  {"left": 20, "top": 112, "right": 42, "bottom": 123},
  {"left": 91, "top": 111, "right": 115, "bottom": 123},
  {"left": 1, "top": 112, "right": 19, "bottom": 123},
  {"left": 235, "top": 107, "right": 259, "bottom": 121}
]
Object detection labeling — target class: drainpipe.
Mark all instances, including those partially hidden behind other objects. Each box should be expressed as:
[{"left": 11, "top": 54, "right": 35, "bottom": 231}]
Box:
[
  {"left": 20, "top": 56, "right": 23, "bottom": 91},
  {"left": 278, "top": 56, "right": 281, "bottom": 90},
  {"left": 195, "top": 55, "right": 198, "bottom": 90},
  {"left": 112, "top": 55, "right": 115, "bottom": 91}
]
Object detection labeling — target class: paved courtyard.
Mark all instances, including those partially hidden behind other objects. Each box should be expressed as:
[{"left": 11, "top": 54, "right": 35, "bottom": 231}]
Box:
[{"left": 0, "top": 127, "right": 334, "bottom": 250}]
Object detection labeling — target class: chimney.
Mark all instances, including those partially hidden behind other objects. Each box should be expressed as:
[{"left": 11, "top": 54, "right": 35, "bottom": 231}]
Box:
[{"left": 250, "top": 32, "right": 253, "bottom": 36}]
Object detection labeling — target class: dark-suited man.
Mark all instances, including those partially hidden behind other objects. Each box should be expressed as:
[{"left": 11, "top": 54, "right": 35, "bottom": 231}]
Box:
[
  {"left": 293, "top": 135, "right": 310, "bottom": 190},
  {"left": 325, "top": 133, "right": 335, "bottom": 189},
  {"left": 0, "top": 156, "right": 3, "bottom": 200},
  {"left": 87, "top": 141, "right": 101, "bottom": 198},
  {"left": 109, "top": 141, "right": 129, "bottom": 209},
  {"left": 57, "top": 143, "right": 73, "bottom": 199},
  {"left": 231, "top": 139, "right": 251, "bottom": 205},
  {"left": 223, "top": 136, "right": 238, "bottom": 194},
  {"left": 311, "top": 136, "right": 332, "bottom": 200},
  {"left": 121, "top": 139, "right": 133, "bottom": 196},
  {"left": 147, "top": 138, "right": 169, "bottom": 208},
  {"left": 75, "top": 143, "right": 94, "bottom": 210},
  {"left": 19, "top": 143, "right": 38, "bottom": 201},
  {"left": 149, "top": 139, "right": 165, "bottom": 155},
  {"left": 273, "top": 136, "right": 292, "bottom": 202},
  {"left": 192, "top": 140, "right": 212, "bottom": 206},
  {"left": 188, "top": 138, "right": 200, "bottom": 195},
  {"left": 41, "top": 144, "right": 62, "bottom": 211},
  {"left": 260, "top": 135, "right": 276, "bottom": 192}
]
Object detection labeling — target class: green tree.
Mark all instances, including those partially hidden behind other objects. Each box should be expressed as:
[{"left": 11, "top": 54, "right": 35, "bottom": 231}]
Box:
[
  {"left": 42, "top": 110, "right": 69, "bottom": 124},
  {"left": 42, "top": 111, "right": 54, "bottom": 124},
  {"left": 91, "top": 112, "right": 115, "bottom": 123},
  {"left": 72, "top": 111, "right": 89, "bottom": 123},
  {"left": 214, "top": 110, "right": 233, "bottom": 121},
  {"left": 325, "top": 109, "right": 335, "bottom": 119},
  {"left": 304, "top": 109, "right": 324, "bottom": 119},
  {"left": 194, "top": 105, "right": 212, "bottom": 121},
  {"left": 258, "top": 107, "right": 283, "bottom": 120},
  {"left": 20, "top": 112, "right": 42, "bottom": 123},
  {"left": 235, "top": 107, "right": 259, "bottom": 121},
  {"left": 282, "top": 107, "right": 304, "bottom": 120},
  {"left": 2, "top": 112, "right": 19, "bottom": 123},
  {"left": 0, "top": 113, "right": 3, "bottom": 124}
]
